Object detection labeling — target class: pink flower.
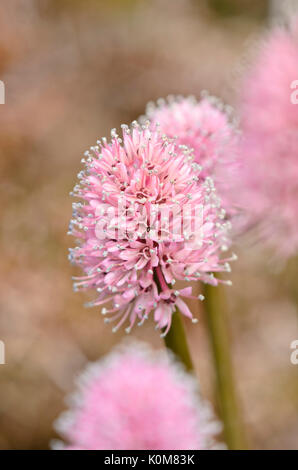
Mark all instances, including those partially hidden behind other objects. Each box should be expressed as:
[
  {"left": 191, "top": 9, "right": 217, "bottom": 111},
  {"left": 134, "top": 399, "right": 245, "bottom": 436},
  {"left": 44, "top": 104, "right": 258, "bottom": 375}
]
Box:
[
  {"left": 69, "top": 121, "right": 233, "bottom": 335},
  {"left": 52, "top": 342, "right": 223, "bottom": 450},
  {"left": 144, "top": 95, "right": 239, "bottom": 215},
  {"left": 238, "top": 22, "right": 298, "bottom": 259}
]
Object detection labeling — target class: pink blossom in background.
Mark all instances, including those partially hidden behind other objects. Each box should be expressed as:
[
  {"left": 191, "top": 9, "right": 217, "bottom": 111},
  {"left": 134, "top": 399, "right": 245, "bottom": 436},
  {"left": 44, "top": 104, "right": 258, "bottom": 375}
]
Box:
[
  {"left": 69, "top": 121, "right": 234, "bottom": 335},
  {"left": 52, "top": 342, "right": 223, "bottom": 450},
  {"left": 238, "top": 22, "right": 298, "bottom": 259},
  {"left": 144, "top": 95, "right": 240, "bottom": 216}
]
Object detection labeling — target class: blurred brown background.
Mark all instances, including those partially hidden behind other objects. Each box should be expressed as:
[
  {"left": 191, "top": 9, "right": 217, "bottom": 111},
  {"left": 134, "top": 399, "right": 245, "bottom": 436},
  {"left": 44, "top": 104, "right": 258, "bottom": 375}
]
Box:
[{"left": 0, "top": 0, "right": 297, "bottom": 450}]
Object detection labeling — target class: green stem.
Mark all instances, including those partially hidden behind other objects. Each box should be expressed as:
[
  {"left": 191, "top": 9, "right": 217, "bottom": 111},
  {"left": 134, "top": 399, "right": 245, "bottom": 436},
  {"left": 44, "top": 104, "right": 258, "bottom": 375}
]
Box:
[
  {"left": 203, "top": 281, "right": 248, "bottom": 450},
  {"left": 163, "top": 308, "right": 194, "bottom": 372},
  {"left": 154, "top": 266, "right": 194, "bottom": 372}
]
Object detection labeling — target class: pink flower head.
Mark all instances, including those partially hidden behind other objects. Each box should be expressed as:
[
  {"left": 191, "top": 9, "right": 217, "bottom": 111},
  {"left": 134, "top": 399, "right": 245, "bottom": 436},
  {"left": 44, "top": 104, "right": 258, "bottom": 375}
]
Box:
[
  {"left": 238, "top": 22, "right": 298, "bottom": 258},
  {"left": 144, "top": 95, "right": 239, "bottom": 215},
  {"left": 69, "top": 121, "right": 233, "bottom": 335},
  {"left": 52, "top": 342, "right": 223, "bottom": 450}
]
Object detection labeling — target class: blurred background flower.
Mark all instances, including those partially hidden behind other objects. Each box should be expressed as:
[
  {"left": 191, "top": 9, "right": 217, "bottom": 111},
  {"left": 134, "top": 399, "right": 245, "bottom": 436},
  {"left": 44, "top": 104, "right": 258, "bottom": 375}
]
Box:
[
  {"left": 0, "top": 0, "right": 297, "bottom": 450},
  {"left": 53, "top": 341, "right": 222, "bottom": 450},
  {"left": 238, "top": 21, "right": 298, "bottom": 260},
  {"left": 144, "top": 94, "right": 239, "bottom": 218}
]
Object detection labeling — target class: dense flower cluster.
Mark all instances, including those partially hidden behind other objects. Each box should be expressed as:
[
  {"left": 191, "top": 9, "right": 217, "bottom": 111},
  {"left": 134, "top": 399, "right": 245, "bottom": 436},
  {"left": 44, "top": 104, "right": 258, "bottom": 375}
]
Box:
[
  {"left": 144, "top": 94, "right": 239, "bottom": 215},
  {"left": 238, "top": 23, "right": 298, "bottom": 258},
  {"left": 53, "top": 342, "right": 223, "bottom": 450},
  {"left": 69, "top": 121, "right": 233, "bottom": 335}
]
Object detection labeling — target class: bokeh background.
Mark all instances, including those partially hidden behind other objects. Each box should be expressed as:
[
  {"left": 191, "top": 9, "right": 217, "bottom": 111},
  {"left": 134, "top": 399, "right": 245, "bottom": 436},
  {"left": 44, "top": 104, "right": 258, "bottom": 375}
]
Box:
[{"left": 0, "top": 0, "right": 297, "bottom": 450}]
